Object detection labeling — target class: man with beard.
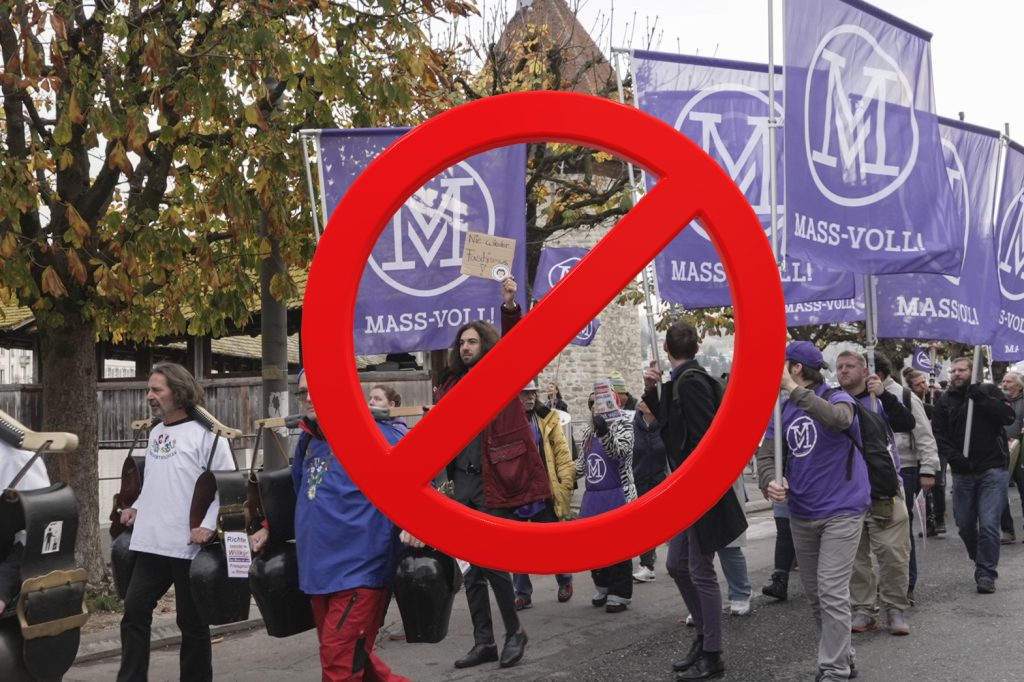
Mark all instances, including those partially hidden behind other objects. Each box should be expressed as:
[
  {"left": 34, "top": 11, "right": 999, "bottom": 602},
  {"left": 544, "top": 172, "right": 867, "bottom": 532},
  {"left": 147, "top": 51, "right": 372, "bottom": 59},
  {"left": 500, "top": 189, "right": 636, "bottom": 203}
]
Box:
[
  {"left": 932, "top": 357, "right": 1015, "bottom": 593},
  {"left": 117, "top": 363, "right": 234, "bottom": 682},
  {"left": 997, "top": 371, "right": 1024, "bottom": 543},
  {"left": 437, "top": 277, "right": 551, "bottom": 670}
]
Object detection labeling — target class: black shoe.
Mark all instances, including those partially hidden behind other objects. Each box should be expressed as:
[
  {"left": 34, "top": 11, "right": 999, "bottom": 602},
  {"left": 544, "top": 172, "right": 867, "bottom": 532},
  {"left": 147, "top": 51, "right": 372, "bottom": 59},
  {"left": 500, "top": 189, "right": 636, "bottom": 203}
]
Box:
[
  {"left": 676, "top": 652, "right": 725, "bottom": 680},
  {"left": 454, "top": 643, "right": 498, "bottom": 669},
  {"left": 672, "top": 636, "right": 705, "bottom": 672},
  {"left": 850, "top": 661, "right": 859, "bottom": 679},
  {"left": 591, "top": 593, "right": 608, "bottom": 607},
  {"left": 976, "top": 577, "right": 996, "bottom": 594},
  {"left": 936, "top": 523, "right": 947, "bottom": 534},
  {"left": 499, "top": 629, "right": 528, "bottom": 668},
  {"left": 761, "top": 572, "right": 788, "bottom": 601},
  {"left": 605, "top": 602, "right": 628, "bottom": 614}
]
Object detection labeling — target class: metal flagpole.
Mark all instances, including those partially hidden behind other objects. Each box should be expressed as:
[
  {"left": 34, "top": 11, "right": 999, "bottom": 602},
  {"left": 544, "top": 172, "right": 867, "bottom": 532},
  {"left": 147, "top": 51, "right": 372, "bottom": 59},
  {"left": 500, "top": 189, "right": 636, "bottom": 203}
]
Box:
[
  {"left": 962, "top": 345, "right": 982, "bottom": 456},
  {"left": 611, "top": 49, "right": 663, "bottom": 377},
  {"left": 864, "top": 273, "right": 879, "bottom": 411},
  {"left": 299, "top": 131, "right": 324, "bottom": 242},
  {"left": 313, "top": 131, "right": 330, "bottom": 241},
  {"left": 927, "top": 346, "right": 938, "bottom": 405},
  {"left": 767, "top": 0, "right": 786, "bottom": 487},
  {"left": 964, "top": 122, "right": 1011, "bottom": 454}
]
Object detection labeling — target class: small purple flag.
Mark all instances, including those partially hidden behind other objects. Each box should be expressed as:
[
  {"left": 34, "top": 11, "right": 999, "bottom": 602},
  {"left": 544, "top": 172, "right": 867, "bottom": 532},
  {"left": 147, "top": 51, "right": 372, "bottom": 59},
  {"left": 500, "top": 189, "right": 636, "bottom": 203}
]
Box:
[
  {"left": 875, "top": 119, "right": 1001, "bottom": 345},
  {"left": 571, "top": 318, "right": 600, "bottom": 347},
  {"left": 783, "top": 0, "right": 963, "bottom": 275},
  {"left": 532, "top": 246, "right": 588, "bottom": 301},
  {"left": 319, "top": 129, "right": 527, "bottom": 355},
  {"left": 632, "top": 50, "right": 854, "bottom": 309},
  {"left": 911, "top": 346, "right": 933, "bottom": 373},
  {"left": 993, "top": 140, "right": 1024, "bottom": 361}
]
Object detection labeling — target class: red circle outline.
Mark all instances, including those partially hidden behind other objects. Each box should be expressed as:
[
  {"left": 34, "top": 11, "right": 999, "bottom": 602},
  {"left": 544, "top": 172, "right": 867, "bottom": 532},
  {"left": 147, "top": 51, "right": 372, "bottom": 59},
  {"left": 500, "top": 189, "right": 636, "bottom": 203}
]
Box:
[{"left": 302, "top": 92, "right": 785, "bottom": 573}]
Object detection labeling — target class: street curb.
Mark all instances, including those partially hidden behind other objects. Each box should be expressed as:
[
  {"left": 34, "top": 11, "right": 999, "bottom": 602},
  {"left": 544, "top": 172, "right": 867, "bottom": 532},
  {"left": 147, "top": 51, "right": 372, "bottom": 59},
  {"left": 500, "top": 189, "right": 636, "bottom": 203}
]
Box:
[{"left": 75, "top": 616, "right": 266, "bottom": 665}]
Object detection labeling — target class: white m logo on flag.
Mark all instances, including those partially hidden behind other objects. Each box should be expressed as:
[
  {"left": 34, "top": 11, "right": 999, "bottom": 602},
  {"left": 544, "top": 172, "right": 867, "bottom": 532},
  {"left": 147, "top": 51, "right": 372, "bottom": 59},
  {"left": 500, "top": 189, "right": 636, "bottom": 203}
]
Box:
[
  {"left": 805, "top": 25, "right": 919, "bottom": 207},
  {"left": 998, "top": 189, "right": 1024, "bottom": 301}
]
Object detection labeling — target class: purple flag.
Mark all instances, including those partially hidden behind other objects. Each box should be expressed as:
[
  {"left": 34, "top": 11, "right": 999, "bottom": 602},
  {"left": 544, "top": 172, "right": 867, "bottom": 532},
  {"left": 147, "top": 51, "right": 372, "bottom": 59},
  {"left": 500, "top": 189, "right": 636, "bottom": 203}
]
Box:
[
  {"left": 532, "top": 246, "right": 588, "bottom": 301},
  {"left": 785, "top": 276, "right": 866, "bottom": 328},
  {"left": 632, "top": 50, "right": 854, "bottom": 309},
  {"left": 993, "top": 141, "right": 1024, "bottom": 361},
  {"left": 911, "top": 346, "right": 933, "bottom": 372},
  {"left": 319, "top": 129, "right": 527, "bottom": 355},
  {"left": 783, "top": 0, "right": 963, "bottom": 275},
  {"left": 875, "top": 119, "right": 1001, "bottom": 344},
  {"left": 571, "top": 318, "right": 600, "bottom": 347}
]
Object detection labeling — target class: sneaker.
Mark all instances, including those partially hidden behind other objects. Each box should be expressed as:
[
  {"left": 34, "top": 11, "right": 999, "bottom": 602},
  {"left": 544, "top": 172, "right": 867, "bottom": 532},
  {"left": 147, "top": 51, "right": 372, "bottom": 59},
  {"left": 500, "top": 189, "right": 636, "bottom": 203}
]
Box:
[
  {"left": 557, "top": 583, "right": 573, "bottom": 603},
  {"left": 514, "top": 596, "right": 532, "bottom": 611},
  {"left": 850, "top": 611, "right": 878, "bottom": 633},
  {"left": 885, "top": 608, "right": 910, "bottom": 636},
  {"left": 729, "top": 598, "right": 751, "bottom": 616},
  {"left": 976, "top": 576, "right": 996, "bottom": 594},
  {"left": 1000, "top": 531, "right": 1016, "bottom": 545},
  {"left": 605, "top": 602, "right": 628, "bottom": 614},
  {"left": 632, "top": 566, "right": 656, "bottom": 583},
  {"left": 591, "top": 593, "right": 608, "bottom": 607},
  {"left": 685, "top": 614, "right": 695, "bottom": 627}
]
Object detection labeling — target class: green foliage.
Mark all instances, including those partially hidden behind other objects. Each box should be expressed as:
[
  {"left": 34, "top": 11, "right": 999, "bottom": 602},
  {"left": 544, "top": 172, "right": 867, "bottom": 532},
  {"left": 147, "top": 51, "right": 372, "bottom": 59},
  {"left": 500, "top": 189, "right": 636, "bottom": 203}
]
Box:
[
  {"left": 86, "top": 581, "right": 122, "bottom": 613},
  {"left": 0, "top": 0, "right": 477, "bottom": 341}
]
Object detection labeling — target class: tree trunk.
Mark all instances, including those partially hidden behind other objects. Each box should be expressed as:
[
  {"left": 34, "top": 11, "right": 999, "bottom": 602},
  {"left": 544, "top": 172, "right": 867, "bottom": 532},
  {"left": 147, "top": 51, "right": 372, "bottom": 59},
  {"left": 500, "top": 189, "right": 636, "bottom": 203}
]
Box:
[{"left": 40, "top": 322, "right": 106, "bottom": 585}]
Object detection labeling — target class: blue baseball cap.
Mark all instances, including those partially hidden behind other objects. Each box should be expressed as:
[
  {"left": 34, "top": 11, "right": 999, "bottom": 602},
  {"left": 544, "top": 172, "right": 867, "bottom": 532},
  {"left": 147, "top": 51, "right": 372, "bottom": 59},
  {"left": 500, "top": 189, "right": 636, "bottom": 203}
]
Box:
[{"left": 785, "top": 341, "right": 828, "bottom": 370}]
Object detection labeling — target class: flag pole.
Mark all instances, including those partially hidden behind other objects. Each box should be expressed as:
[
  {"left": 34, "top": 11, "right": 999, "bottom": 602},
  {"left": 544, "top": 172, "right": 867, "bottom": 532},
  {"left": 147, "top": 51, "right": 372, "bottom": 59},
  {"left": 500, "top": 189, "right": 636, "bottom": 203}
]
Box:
[
  {"left": 927, "top": 345, "right": 938, "bottom": 405},
  {"left": 612, "top": 50, "right": 664, "bottom": 382},
  {"left": 962, "top": 345, "right": 983, "bottom": 456},
  {"left": 767, "top": 0, "right": 786, "bottom": 487}
]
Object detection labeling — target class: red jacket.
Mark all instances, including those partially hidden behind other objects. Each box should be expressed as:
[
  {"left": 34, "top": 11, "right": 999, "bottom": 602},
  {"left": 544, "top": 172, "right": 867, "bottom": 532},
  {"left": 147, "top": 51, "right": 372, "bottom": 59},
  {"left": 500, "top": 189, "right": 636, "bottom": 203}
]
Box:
[{"left": 437, "top": 304, "right": 552, "bottom": 510}]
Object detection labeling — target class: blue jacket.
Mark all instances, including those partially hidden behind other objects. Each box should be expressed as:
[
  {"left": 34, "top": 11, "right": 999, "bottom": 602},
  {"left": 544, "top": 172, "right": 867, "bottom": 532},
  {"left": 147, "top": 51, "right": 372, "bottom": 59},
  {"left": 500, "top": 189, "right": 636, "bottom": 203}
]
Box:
[{"left": 291, "top": 418, "right": 404, "bottom": 595}]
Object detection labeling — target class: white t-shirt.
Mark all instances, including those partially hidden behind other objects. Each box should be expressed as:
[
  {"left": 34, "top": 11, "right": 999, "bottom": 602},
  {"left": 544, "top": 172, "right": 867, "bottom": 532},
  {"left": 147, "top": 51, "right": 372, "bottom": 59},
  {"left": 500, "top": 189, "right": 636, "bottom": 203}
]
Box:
[
  {"left": 130, "top": 417, "right": 235, "bottom": 560},
  {"left": 0, "top": 439, "right": 51, "bottom": 491}
]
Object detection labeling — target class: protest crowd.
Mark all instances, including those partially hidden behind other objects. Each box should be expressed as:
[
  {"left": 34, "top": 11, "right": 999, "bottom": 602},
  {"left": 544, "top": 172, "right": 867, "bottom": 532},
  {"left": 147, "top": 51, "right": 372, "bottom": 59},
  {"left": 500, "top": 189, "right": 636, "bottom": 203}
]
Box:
[{"left": 4, "top": 0, "right": 1024, "bottom": 681}]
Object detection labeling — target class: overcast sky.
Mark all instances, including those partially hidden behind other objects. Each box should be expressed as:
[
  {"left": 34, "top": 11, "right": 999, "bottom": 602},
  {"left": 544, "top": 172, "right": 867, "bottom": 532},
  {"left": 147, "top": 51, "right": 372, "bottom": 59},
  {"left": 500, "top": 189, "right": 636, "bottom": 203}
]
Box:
[{"left": 479, "top": 0, "right": 1023, "bottom": 137}]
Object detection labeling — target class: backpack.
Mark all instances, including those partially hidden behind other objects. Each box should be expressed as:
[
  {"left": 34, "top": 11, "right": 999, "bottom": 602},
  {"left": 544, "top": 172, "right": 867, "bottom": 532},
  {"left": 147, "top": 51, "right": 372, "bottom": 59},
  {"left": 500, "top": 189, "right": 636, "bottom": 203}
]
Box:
[
  {"left": 672, "top": 366, "right": 725, "bottom": 409},
  {"left": 823, "top": 389, "right": 902, "bottom": 500}
]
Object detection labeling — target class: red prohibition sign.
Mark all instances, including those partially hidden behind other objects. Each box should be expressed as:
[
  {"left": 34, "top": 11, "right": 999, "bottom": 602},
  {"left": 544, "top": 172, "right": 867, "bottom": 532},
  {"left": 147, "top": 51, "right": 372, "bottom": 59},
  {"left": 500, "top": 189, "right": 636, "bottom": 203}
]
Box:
[{"left": 302, "top": 91, "right": 786, "bottom": 574}]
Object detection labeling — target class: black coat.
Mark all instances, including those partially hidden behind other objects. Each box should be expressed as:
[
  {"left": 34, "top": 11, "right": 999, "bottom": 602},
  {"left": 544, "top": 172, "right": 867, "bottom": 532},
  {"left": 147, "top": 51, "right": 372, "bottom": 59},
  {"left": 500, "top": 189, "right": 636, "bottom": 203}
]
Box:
[
  {"left": 642, "top": 360, "right": 747, "bottom": 553},
  {"left": 933, "top": 383, "right": 1015, "bottom": 474}
]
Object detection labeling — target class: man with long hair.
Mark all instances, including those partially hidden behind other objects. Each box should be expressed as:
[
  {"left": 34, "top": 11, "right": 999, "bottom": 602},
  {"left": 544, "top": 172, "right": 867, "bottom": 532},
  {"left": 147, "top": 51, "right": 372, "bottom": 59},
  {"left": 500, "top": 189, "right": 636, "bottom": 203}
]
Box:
[
  {"left": 437, "top": 277, "right": 551, "bottom": 670},
  {"left": 117, "top": 363, "right": 234, "bottom": 682}
]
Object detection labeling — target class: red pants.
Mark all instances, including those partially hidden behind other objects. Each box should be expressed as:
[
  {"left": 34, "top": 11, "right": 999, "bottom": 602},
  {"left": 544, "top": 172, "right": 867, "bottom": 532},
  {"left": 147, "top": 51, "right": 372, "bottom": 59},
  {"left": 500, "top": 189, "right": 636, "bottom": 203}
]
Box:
[{"left": 310, "top": 588, "right": 409, "bottom": 682}]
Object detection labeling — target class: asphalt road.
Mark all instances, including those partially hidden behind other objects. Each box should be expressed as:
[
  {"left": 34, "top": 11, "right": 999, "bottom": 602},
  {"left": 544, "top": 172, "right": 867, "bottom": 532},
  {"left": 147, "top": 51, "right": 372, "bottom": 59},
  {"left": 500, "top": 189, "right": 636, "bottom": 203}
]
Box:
[{"left": 66, "top": 497, "right": 1024, "bottom": 682}]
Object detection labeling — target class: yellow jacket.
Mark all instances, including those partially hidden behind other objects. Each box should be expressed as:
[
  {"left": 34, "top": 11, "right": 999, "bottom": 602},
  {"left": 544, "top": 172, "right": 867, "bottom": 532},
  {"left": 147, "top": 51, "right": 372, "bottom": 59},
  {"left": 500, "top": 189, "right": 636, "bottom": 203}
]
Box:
[{"left": 533, "top": 406, "right": 575, "bottom": 520}]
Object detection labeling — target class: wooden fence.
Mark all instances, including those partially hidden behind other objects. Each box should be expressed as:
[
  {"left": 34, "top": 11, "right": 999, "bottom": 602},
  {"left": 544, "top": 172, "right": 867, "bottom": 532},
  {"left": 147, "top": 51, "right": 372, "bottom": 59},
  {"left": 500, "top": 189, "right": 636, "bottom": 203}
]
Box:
[{"left": 0, "top": 370, "right": 434, "bottom": 447}]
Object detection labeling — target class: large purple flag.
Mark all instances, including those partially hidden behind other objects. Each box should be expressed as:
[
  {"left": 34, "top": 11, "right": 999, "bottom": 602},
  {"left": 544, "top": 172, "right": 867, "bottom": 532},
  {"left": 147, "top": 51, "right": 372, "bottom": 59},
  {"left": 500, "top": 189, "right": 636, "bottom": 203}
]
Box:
[
  {"left": 993, "top": 141, "right": 1024, "bottom": 361},
  {"left": 632, "top": 50, "right": 855, "bottom": 309},
  {"left": 783, "top": 0, "right": 962, "bottom": 275},
  {"left": 630, "top": 50, "right": 856, "bottom": 307},
  {"left": 875, "top": 119, "right": 1001, "bottom": 344},
  {"left": 319, "top": 129, "right": 527, "bottom": 354},
  {"left": 785, "top": 277, "right": 865, "bottom": 328}
]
